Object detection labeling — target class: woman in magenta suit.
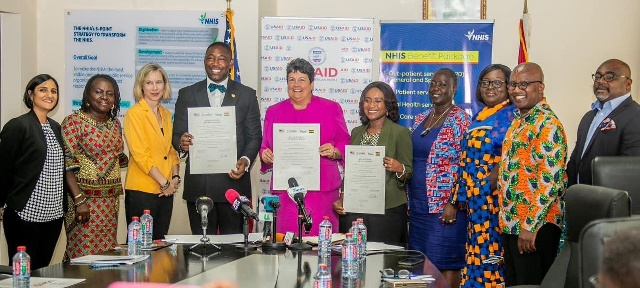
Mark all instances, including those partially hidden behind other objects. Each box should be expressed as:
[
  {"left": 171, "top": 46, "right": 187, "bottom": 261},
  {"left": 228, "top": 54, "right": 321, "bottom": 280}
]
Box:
[{"left": 260, "top": 58, "right": 350, "bottom": 236}]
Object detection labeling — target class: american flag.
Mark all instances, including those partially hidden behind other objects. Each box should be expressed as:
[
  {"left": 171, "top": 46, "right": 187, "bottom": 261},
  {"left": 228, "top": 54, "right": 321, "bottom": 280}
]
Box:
[{"left": 225, "top": 9, "right": 241, "bottom": 83}]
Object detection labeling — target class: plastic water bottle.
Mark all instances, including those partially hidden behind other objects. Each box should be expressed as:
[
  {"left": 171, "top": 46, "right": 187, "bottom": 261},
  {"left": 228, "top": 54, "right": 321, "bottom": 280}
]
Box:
[
  {"left": 313, "top": 263, "right": 332, "bottom": 288},
  {"left": 12, "top": 246, "right": 30, "bottom": 288},
  {"left": 356, "top": 218, "right": 367, "bottom": 260},
  {"left": 318, "top": 216, "right": 332, "bottom": 258},
  {"left": 140, "top": 209, "right": 154, "bottom": 249},
  {"left": 349, "top": 221, "right": 362, "bottom": 262},
  {"left": 341, "top": 232, "right": 358, "bottom": 277},
  {"left": 128, "top": 216, "right": 141, "bottom": 256}
]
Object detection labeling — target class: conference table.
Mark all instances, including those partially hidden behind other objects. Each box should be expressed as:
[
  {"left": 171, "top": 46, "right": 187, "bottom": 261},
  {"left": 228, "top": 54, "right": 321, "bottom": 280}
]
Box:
[{"left": 32, "top": 241, "right": 449, "bottom": 288}]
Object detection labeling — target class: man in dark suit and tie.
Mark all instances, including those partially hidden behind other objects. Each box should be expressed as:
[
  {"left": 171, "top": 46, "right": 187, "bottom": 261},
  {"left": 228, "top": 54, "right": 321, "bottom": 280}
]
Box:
[
  {"left": 567, "top": 59, "right": 640, "bottom": 186},
  {"left": 172, "top": 42, "right": 262, "bottom": 234}
]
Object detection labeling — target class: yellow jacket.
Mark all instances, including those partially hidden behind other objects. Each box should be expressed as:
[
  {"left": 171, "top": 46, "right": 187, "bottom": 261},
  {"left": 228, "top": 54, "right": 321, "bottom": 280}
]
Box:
[{"left": 123, "top": 99, "right": 179, "bottom": 194}]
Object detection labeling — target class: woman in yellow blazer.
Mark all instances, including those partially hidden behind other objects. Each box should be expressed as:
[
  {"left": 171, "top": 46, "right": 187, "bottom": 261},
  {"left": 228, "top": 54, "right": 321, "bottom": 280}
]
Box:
[{"left": 123, "top": 63, "right": 180, "bottom": 239}]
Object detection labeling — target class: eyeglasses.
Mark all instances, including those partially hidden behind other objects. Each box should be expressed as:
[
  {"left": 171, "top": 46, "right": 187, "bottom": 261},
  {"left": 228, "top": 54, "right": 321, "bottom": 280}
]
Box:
[
  {"left": 479, "top": 80, "right": 506, "bottom": 88},
  {"left": 589, "top": 274, "right": 601, "bottom": 288},
  {"left": 507, "top": 81, "right": 543, "bottom": 90},
  {"left": 380, "top": 268, "right": 411, "bottom": 279},
  {"left": 592, "top": 72, "right": 629, "bottom": 82}
]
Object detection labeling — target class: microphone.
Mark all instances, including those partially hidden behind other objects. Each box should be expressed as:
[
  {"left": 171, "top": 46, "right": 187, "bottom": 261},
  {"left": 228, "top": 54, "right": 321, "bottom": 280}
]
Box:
[
  {"left": 261, "top": 195, "right": 280, "bottom": 212},
  {"left": 225, "top": 189, "right": 258, "bottom": 220},
  {"left": 286, "top": 177, "right": 312, "bottom": 233},
  {"left": 195, "top": 196, "right": 213, "bottom": 229}
]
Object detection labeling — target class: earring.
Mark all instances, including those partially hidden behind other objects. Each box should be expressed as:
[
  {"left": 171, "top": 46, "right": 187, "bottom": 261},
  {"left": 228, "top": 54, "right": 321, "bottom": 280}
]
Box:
[
  {"left": 86, "top": 103, "right": 90, "bottom": 107},
  {"left": 111, "top": 104, "right": 115, "bottom": 109}
]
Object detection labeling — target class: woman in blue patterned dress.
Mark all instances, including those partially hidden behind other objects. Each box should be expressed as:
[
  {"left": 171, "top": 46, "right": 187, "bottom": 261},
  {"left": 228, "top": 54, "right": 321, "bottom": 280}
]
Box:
[
  {"left": 442, "top": 64, "right": 515, "bottom": 287},
  {"left": 409, "top": 68, "right": 471, "bottom": 288}
]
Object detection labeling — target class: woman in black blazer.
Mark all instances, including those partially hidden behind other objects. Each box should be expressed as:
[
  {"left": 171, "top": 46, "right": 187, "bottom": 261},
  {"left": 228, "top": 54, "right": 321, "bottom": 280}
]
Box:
[{"left": 0, "top": 74, "right": 67, "bottom": 270}]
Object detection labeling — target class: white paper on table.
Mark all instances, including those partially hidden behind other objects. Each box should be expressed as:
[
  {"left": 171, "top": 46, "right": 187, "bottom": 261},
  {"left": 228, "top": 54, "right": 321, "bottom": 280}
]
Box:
[
  {"left": 343, "top": 145, "right": 386, "bottom": 214},
  {"left": 69, "top": 254, "right": 149, "bottom": 265},
  {"left": 0, "top": 277, "right": 85, "bottom": 288},
  {"left": 272, "top": 123, "right": 320, "bottom": 190},
  {"left": 165, "top": 233, "right": 263, "bottom": 244},
  {"left": 187, "top": 107, "right": 237, "bottom": 174}
]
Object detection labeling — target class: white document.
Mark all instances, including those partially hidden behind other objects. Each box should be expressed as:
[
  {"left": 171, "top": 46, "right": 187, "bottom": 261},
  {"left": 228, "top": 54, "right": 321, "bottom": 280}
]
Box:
[
  {"left": 69, "top": 254, "right": 149, "bottom": 265},
  {"left": 0, "top": 277, "right": 85, "bottom": 288},
  {"left": 187, "top": 107, "right": 237, "bottom": 174},
  {"left": 165, "top": 233, "right": 263, "bottom": 244},
  {"left": 343, "top": 145, "right": 386, "bottom": 214},
  {"left": 272, "top": 123, "right": 321, "bottom": 190}
]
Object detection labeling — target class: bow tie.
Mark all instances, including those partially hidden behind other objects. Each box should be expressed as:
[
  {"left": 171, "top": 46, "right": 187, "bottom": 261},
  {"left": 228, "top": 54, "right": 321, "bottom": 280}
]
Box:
[{"left": 208, "top": 83, "right": 226, "bottom": 93}]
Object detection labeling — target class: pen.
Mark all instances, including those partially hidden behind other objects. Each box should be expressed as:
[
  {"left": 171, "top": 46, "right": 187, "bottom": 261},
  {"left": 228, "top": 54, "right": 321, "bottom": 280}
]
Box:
[{"left": 91, "top": 263, "right": 121, "bottom": 268}]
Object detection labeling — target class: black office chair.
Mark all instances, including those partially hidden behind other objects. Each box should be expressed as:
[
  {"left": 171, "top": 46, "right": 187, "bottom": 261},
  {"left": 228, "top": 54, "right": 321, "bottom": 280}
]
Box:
[
  {"left": 592, "top": 156, "right": 640, "bottom": 215},
  {"left": 509, "top": 184, "right": 630, "bottom": 288},
  {"left": 579, "top": 216, "right": 640, "bottom": 288}
]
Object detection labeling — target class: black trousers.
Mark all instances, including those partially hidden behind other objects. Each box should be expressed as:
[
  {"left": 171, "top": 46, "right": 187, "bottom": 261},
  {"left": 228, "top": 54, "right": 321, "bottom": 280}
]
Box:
[
  {"left": 502, "top": 223, "right": 561, "bottom": 286},
  {"left": 3, "top": 208, "right": 63, "bottom": 270},
  {"left": 339, "top": 203, "right": 408, "bottom": 244},
  {"left": 125, "top": 190, "right": 173, "bottom": 240},
  {"left": 187, "top": 201, "right": 244, "bottom": 235}
]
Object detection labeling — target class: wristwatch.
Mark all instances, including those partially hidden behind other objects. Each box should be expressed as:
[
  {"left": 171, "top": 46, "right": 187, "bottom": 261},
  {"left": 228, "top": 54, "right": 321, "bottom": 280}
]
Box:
[{"left": 449, "top": 199, "right": 459, "bottom": 206}]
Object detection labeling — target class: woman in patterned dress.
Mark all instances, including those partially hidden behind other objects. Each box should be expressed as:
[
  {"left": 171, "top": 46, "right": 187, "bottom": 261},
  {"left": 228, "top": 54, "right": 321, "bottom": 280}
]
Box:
[
  {"left": 442, "top": 64, "right": 515, "bottom": 287},
  {"left": 408, "top": 68, "right": 471, "bottom": 288},
  {"left": 62, "top": 74, "right": 127, "bottom": 260}
]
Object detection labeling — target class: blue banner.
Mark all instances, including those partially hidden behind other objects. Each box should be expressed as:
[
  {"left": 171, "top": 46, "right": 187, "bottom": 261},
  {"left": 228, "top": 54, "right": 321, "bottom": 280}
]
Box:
[{"left": 380, "top": 21, "right": 494, "bottom": 128}]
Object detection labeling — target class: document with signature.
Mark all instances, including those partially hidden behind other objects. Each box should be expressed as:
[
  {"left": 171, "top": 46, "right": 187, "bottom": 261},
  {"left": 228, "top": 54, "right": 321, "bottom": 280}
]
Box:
[
  {"left": 272, "top": 123, "right": 320, "bottom": 190},
  {"left": 343, "top": 145, "right": 385, "bottom": 214},
  {"left": 188, "top": 107, "right": 237, "bottom": 174}
]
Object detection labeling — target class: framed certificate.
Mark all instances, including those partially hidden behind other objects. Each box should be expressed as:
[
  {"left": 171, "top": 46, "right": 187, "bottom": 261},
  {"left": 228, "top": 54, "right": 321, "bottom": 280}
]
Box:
[{"left": 423, "top": 0, "right": 487, "bottom": 20}]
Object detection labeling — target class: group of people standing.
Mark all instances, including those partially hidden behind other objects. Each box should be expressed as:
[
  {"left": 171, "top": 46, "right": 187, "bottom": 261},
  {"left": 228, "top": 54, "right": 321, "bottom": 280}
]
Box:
[{"left": 0, "top": 38, "right": 637, "bottom": 288}]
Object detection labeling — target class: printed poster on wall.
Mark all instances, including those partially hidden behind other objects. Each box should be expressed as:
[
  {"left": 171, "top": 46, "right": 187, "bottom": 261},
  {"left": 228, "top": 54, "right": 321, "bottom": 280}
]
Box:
[
  {"left": 65, "top": 10, "right": 225, "bottom": 117},
  {"left": 380, "top": 20, "right": 494, "bottom": 128},
  {"left": 257, "top": 17, "right": 374, "bottom": 224}
]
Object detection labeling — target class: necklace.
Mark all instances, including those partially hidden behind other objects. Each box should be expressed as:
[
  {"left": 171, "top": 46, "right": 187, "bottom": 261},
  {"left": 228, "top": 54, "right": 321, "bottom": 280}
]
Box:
[{"left": 420, "top": 105, "right": 453, "bottom": 137}]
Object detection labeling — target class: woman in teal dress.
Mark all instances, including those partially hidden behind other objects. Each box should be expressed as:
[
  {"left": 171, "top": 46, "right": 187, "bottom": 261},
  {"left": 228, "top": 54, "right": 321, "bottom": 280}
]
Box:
[{"left": 442, "top": 64, "right": 515, "bottom": 287}]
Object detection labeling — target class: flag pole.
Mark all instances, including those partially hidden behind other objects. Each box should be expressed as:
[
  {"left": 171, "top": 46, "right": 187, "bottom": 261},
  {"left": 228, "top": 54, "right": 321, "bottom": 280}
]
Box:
[
  {"left": 523, "top": 0, "right": 528, "bottom": 14},
  {"left": 227, "top": 0, "right": 231, "bottom": 11}
]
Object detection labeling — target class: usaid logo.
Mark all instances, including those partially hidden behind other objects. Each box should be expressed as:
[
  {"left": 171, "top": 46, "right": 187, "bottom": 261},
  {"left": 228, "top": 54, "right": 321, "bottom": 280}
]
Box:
[
  {"left": 264, "top": 66, "right": 284, "bottom": 72},
  {"left": 464, "top": 29, "right": 490, "bottom": 41},
  {"left": 286, "top": 25, "right": 306, "bottom": 31},
  {"left": 351, "top": 88, "right": 363, "bottom": 94},
  {"left": 275, "top": 76, "right": 287, "bottom": 82},
  {"left": 319, "top": 36, "right": 339, "bottom": 42},
  {"left": 261, "top": 76, "right": 272, "bottom": 81},
  {"left": 364, "top": 37, "right": 374, "bottom": 43},
  {"left": 341, "top": 57, "right": 360, "bottom": 63},
  {"left": 308, "top": 25, "right": 328, "bottom": 31},
  {"left": 352, "top": 26, "right": 372, "bottom": 32},
  {"left": 263, "top": 87, "right": 283, "bottom": 93},
  {"left": 339, "top": 98, "right": 359, "bottom": 104},
  {"left": 350, "top": 109, "right": 359, "bottom": 115},
  {"left": 363, "top": 57, "right": 373, "bottom": 63},
  {"left": 261, "top": 35, "right": 273, "bottom": 40},
  {"left": 297, "top": 35, "right": 316, "bottom": 41},
  {"left": 263, "top": 45, "right": 283, "bottom": 51},
  {"left": 351, "top": 47, "right": 371, "bottom": 53},
  {"left": 330, "top": 88, "right": 348, "bottom": 94},
  {"left": 275, "top": 35, "right": 295, "bottom": 41},
  {"left": 351, "top": 68, "right": 371, "bottom": 73},
  {"left": 261, "top": 56, "right": 273, "bottom": 61},
  {"left": 260, "top": 96, "right": 272, "bottom": 102},
  {"left": 330, "top": 25, "right": 350, "bottom": 32},
  {"left": 308, "top": 47, "right": 327, "bottom": 65},
  {"left": 341, "top": 36, "right": 360, "bottom": 42},
  {"left": 314, "top": 88, "right": 327, "bottom": 94},
  {"left": 275, "top": 56, "right": 294, "bottom": 62},
  {"left": 264, "top": 24, "right": 284, "bottom": 30}
]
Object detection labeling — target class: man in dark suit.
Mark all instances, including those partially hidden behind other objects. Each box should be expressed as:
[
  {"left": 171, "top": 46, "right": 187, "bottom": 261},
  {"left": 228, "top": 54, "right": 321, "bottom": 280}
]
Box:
[
  {"left": 172, "top": 42, "right": 262, "bottom": 234},
  {"left": 567, "top": 59, "right": 640, "bottom": 186}
]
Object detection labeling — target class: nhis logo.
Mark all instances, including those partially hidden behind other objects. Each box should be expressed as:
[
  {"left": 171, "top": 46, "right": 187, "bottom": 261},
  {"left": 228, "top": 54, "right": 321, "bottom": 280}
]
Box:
[
  {"left": 465, "top": 29, "right": 490, "bottom": 41},
  {"left": 199, "top": 13, "right": 219, "bottom": 25}
]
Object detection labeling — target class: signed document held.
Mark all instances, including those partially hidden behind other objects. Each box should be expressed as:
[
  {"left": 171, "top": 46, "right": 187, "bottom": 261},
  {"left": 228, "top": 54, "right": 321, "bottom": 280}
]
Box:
[
  {"left": 187, "top": 107, "right": 237, "bottom": 174},
  {"left": 272, "top": 123, "right": 320, "bottom": 190},
  {"left": 344, "top": 145, "right": 385, "bottom": 214}
]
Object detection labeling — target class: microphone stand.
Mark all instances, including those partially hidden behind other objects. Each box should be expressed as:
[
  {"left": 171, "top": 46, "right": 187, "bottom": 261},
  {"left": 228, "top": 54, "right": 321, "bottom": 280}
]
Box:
[
  {"left": 289, "top": 207, "right": 311, "bottom": 251},
  {"left": 235, "top": 214, "right": 259, "bottom": 251},
  {"left": 190, "top": 208, "right": 221, "bottom": 256},
  {"left": 261, "top": 203, "right": 286, "bottom": 252}
]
